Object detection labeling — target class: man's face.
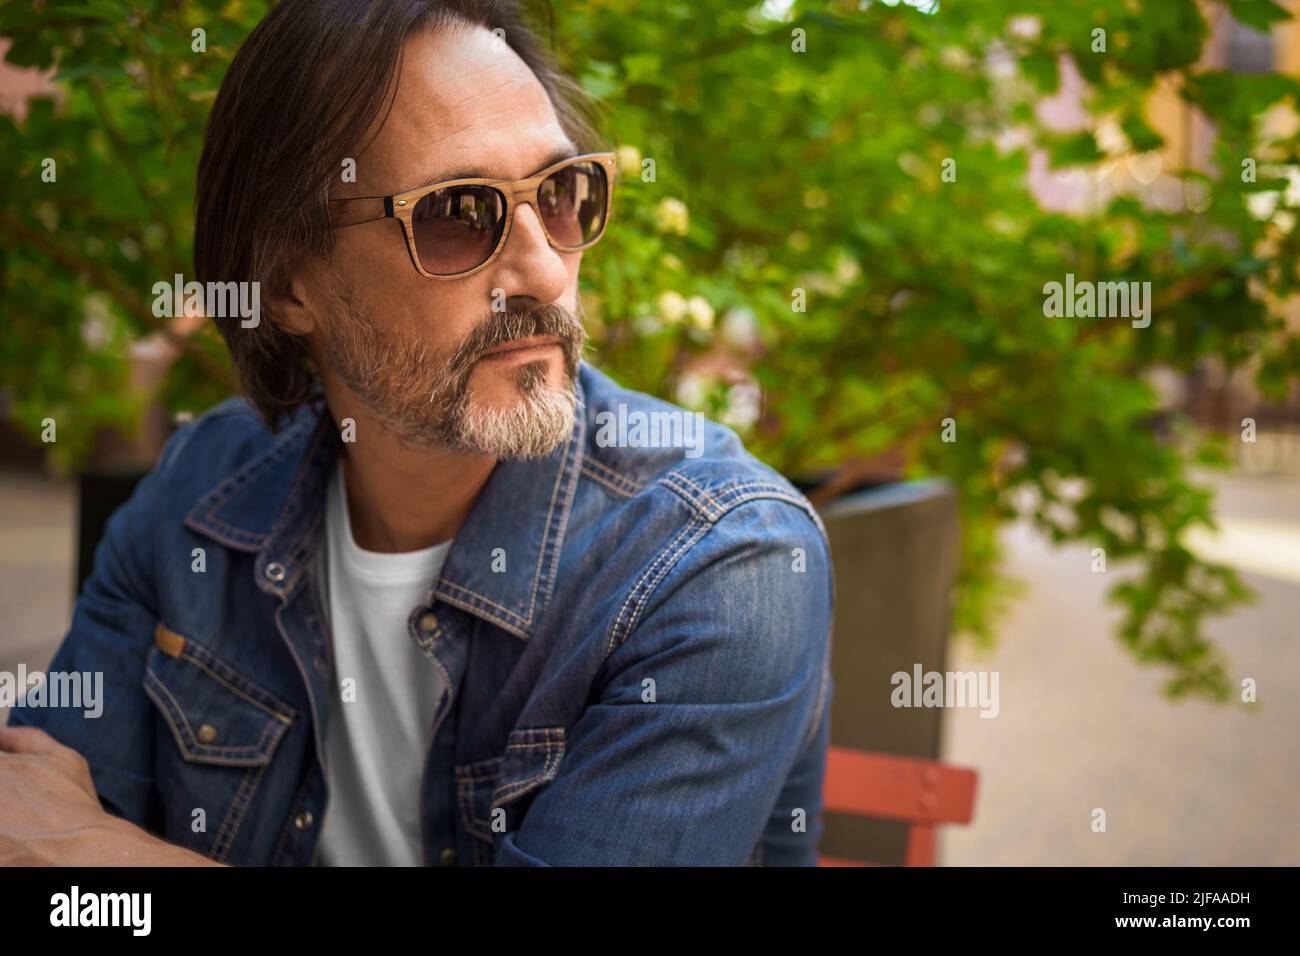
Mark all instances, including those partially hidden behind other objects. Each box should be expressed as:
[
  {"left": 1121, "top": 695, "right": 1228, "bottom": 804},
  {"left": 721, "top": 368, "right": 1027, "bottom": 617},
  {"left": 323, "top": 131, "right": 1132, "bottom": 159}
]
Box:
[{"left": 306, "top": 23, "right": 589, "bottom": 459}]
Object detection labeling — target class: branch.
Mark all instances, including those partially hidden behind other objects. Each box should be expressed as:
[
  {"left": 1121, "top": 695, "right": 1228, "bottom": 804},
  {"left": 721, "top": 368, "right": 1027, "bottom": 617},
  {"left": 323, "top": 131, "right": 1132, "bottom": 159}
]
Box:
[{"left": 0, "top": 212, "right": 234, "bottom": 388}]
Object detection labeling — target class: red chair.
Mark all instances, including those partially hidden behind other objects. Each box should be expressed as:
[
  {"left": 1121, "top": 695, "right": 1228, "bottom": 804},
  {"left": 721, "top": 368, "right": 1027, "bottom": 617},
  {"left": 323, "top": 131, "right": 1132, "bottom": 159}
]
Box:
[{"left": 817, "top": 745, "right": 979, "bottom": 866}]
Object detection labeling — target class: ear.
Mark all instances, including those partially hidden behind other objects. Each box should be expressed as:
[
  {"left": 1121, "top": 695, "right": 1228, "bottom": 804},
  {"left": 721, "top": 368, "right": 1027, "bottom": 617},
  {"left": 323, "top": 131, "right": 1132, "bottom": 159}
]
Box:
[{"left": 268, "top": 267, "right": 319, "bottom": 338}]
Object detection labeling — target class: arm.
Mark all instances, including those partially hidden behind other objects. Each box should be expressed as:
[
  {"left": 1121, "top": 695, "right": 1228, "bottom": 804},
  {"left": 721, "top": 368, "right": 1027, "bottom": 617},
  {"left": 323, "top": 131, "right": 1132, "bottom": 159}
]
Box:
[
  {"left": 496, "top": 499, "right": 834, "bottom": 866},
  {"left": 2, "top": 425, "right": 221, "bottom": 865},
  {"left": 0, "top": 726, "right": 222, "bottom": 866}
]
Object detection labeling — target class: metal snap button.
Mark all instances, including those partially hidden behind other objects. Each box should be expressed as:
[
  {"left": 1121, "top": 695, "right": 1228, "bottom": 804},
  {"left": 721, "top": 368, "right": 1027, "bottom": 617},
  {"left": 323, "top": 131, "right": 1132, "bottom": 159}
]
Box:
[
  {"left": 265, "top": 562, "right": 287, "bottom": 582},
  {"left": 295, "top": 810, "right": 314, "bottom": 830},
  {"left": 439, "top": 846, "right": 457, "bottom": 866},
  {"left": 418, "top": 611, "right": 438, "bottom": 632},
  {"left": 197, "top": 723, "right": 219, "bottom": 744}
]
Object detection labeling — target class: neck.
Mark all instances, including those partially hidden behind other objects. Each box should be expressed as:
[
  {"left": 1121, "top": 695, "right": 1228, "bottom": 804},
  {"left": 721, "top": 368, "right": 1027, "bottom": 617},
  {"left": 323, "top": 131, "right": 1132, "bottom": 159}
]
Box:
[{"left": 325, "top": 399, "right": 495, "bottom": 554}]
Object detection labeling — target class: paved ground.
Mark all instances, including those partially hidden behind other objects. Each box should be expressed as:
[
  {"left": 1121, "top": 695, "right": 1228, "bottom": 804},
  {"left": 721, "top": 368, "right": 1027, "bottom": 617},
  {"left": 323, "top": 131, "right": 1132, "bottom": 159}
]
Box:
[
  {"left": 940, "top": 472, "right": 1300, "bottom": 865},
  {"left": 0, "top": 469, "right": 75, "bottom": 678},
  {"left": 2, "top": 466, "right": 1297, "bottom": 865}
]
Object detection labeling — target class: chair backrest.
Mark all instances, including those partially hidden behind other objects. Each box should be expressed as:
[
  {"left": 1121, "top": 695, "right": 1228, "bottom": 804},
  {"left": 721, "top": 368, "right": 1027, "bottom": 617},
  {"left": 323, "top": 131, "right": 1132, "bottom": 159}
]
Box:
[
  {"left": 818, "top": 745, "right": 978, "bottom": 866},
  {"left": 813, "top": 480, "right": 965, "bottom": 864}
]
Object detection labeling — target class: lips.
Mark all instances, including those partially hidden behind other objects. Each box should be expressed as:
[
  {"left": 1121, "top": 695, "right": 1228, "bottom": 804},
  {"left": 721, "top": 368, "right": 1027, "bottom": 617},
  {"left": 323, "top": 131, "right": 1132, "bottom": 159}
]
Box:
[{"left": 482, "top": 335, "right": 564, "bottom": 357}]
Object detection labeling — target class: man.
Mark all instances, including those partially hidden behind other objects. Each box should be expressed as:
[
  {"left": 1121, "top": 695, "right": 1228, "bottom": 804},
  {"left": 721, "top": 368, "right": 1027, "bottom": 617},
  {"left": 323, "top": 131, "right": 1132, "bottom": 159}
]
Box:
[{"left": 1, "top": 0, "right": 833, "bottom": 866}]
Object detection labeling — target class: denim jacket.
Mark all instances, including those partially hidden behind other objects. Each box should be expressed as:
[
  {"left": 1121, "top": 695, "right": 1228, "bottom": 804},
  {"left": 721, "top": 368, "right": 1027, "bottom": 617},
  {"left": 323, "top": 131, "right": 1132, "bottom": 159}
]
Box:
[{"left": 8, "top": 361, "right": 834, "bottom": 866}]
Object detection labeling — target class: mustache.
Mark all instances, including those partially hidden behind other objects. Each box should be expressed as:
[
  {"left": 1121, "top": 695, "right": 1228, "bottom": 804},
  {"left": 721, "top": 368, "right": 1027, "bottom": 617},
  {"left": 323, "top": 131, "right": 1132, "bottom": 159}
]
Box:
[{"left": 447, "top": 302, "right": 586, "bottom": 375}]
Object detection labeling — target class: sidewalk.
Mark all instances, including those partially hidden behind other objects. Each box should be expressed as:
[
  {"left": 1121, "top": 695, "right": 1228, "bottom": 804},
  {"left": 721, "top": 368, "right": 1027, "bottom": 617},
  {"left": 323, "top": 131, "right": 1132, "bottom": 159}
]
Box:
[
  {"left": 0, "top": 468, "right": 74, "bottom": 677},
  {"left": 939, "top": 473, "right": 1300, "bottom": 865}
]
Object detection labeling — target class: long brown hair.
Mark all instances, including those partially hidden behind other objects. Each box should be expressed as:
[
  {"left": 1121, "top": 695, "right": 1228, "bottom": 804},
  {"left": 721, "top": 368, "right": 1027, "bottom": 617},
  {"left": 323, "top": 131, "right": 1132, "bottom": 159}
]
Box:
[{"left": 194, "top": 0, "right": 600, "bottom": 429}]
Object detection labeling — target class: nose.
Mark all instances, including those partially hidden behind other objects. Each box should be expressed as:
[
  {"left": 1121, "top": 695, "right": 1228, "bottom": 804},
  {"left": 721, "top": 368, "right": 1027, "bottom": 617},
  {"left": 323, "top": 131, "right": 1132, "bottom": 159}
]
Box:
[{"left": 491, "top": 200, "right": 569, "bottom": 305}]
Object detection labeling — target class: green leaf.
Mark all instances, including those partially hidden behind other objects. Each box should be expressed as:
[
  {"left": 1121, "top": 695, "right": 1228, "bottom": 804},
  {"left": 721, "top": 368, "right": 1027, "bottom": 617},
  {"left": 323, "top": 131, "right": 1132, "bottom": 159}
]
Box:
[{"left": 1223, "top": 0, "right": 1291, "bottom": 32}]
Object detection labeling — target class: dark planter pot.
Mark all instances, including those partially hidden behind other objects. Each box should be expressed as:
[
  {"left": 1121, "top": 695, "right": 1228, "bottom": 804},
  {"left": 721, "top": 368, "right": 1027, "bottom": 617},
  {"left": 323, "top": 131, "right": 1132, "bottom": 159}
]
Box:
[
  {"left": 75, "top": 469, "right": 147, "bottom": 598},
  {"left": 803, "top": 477, "right": 962, "bottom": 865}
]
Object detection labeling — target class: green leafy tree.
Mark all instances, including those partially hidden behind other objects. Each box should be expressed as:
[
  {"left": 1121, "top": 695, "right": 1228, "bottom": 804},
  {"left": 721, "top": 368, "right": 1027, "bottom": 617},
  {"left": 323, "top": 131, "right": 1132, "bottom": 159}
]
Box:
[{"left": 3, "top": 0, "right": 1299, "bottom": 699}]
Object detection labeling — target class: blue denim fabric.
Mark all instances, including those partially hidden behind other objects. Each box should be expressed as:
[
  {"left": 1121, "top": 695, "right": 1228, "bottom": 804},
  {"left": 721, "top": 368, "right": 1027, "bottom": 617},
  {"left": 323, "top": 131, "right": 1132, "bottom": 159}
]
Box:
[{"left": 7, "top": 361, "right": 834, "bottom": 866}]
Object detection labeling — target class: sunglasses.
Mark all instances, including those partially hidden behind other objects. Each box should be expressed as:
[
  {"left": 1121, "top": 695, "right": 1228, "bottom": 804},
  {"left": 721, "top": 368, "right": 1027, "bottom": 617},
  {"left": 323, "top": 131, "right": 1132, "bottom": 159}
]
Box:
[{"left": 327, "top": 152, "right": 617, "bottom": 279}]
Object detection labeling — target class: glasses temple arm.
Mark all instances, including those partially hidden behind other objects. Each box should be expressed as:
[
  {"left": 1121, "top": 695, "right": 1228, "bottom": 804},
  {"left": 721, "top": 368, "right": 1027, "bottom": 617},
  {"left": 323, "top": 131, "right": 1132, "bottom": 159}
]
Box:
[{"left": 326, "top": 195, "right": 392, "bottom": 228}]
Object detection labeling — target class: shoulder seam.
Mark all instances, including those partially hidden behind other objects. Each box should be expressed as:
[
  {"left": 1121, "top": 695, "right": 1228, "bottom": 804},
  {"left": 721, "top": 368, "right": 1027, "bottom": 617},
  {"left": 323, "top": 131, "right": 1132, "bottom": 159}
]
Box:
[
  {"left": 579, "top": 457, "right": 645, "bottom": 498},
  {"left": 605, "top": 514, "right": 712, "bottom": 657},
  {"left": 661, "top": 471, "right": 828, "bottom": 540},
  {"left": 602, "top": 493, "right": 830, "bottom": 661}
]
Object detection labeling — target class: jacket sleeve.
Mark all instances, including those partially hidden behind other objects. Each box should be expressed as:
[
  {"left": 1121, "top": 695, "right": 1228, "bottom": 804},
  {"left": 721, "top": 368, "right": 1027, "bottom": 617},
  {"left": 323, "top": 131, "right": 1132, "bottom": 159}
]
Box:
[
  {"left": 495, "top": 497, "right": 834, "bottom": 866},
  {"left": 3, "top": 426, "right": 197, "bottom": 832}
]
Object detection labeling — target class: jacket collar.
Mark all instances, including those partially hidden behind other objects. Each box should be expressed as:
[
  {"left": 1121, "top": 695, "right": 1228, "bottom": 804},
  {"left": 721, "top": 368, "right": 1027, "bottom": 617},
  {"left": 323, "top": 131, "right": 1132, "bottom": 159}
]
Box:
[{"left": 185, "top": 367, "right": 589, "bottom": 641}]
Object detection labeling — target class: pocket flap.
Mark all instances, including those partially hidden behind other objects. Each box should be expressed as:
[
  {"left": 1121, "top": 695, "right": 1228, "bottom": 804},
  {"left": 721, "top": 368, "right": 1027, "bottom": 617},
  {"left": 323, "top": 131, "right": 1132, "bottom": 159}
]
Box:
[
  {"left": 144, "top": 625, "right": 298, "bottom": 767},
  {"left": 490, "top": 726, "right": 566, "bottom": 810}
]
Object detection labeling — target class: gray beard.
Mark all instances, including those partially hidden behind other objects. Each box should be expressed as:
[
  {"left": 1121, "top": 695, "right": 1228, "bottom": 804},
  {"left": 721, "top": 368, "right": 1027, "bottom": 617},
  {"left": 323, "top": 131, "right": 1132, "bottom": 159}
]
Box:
[{"left": 320, "top": 276, "right": 587, "bottom": 459}]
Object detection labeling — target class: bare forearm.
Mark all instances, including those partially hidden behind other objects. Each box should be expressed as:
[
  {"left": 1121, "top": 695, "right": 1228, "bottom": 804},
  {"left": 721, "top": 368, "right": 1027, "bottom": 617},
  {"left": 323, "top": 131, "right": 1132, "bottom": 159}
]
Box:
[
  {"left": 16, "top": 816, "right": 226, "bottom": 867},
  {"left": 0, "top": 727, "right": 224, "bottom": 866}
]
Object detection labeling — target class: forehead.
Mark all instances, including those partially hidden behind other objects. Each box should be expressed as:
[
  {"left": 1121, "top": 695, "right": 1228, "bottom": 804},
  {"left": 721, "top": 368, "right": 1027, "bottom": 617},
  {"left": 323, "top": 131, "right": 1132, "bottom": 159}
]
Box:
[{"left": 359, "top": 22, "right": 574, "bottom": 192}]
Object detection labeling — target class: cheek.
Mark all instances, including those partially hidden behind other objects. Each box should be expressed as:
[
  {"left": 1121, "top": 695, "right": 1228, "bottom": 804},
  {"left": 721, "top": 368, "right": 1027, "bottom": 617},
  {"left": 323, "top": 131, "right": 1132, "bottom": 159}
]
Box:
[
  {"left": 561, "top": 253, "right": 582, "bottom": 308},
  {"left": 333, "top": 222, "right": 410, "bottom": 284},
  {"left": 332, "top": 226, "right": 479, "bottom": 345}
]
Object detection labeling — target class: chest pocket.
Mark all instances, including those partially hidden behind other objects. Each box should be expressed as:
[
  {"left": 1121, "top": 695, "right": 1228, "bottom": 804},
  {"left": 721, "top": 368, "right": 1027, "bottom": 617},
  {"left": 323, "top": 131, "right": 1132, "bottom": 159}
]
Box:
[
  {"left": 143, "top": 623, "right": 299, "bottom": 862},
  {"left": 453, "top": 726, "right": 566, "bottom": 866}
]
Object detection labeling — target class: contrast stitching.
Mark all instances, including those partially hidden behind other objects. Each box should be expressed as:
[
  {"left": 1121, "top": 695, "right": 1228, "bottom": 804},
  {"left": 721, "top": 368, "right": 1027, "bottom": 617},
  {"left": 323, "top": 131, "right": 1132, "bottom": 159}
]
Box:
[
  {"left": 660, "top": 472, "right": 827, "bottom": 538},
  {"left": 218, "top": 764, "right": 267, "bottom": 862},
  {"left": 428, "top": 588, "right": 530, "bottom": 640},
  {"left": 211, "top": 768, "right": 252, "bottom": 860},
  {"left": 580, "top": 465, "right": 638, "bottom": 498},
  {"left": 143, "top": 669, "right": 269, "bottom": 762},
  {"left": 250, "top": 407, "right": 333, "bottom": 561},
  {"left": 491, "top": 736, "right": 564, "bottom": 805},
  {"left": 211, "top": 717, "right": 277, "bottom": 860},
  {"left": 605, "top": 516, "right": 712, "bottom": 657},
  {"left": 181, "top": 650, "right": 296, "bottom": 723},
  {"left": 535, "top": 429, "right": 582, "bottom": 624},
  {"left": 525, "top": 418, "right": 582, "bottom": 627},
  {"left": 187, "top": 419, "right": 311, "bottom": 538},
  {"left": 438, "top": 580, "right": 529, "bottom": 627},
  {"left": 457, "top": 774, "right": 495, "bottom": 843},
  {"left": 580, "top": 458, "right": 644, "bottom": 498},
  {"left": 271, "top": 774, "right": 314, "bottom": 865}
]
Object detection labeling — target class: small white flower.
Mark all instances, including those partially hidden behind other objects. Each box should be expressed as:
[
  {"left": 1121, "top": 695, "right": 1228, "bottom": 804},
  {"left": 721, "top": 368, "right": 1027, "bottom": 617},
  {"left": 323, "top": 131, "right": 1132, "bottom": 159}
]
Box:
[
  {"left": 1094, "top": 118, "right": 1129, "bottom": 157},
  {"left": 685, "top": 295, "right": 714, "bottom": 331},
  {"left": 657, "top": 290, "right": 687, "bottom": 324},
  {"left": 1007, "top": 15, "right": 1042, "bottom": 41},
  {"left": 833, "top": 253, "right": 861, "bottom": 285},
  {"left": 675, "top": 371, "right": 713, "bottom": 410},
  {"left": 1247, "top": 191, "right": 1279, "bottom": 221},
  {"left": 655, "top": 197, "right": 689, "bottom": 235},
  {"left": 939, "top": 46, "right": 973, "bottom": 70},
  {"left": 617, "top": 145, "right": 643, "bottom": 176}
]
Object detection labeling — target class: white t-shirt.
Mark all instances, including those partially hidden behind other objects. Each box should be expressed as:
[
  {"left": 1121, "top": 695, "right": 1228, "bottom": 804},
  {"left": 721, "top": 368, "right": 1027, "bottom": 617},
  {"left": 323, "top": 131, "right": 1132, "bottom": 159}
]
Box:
[{"left": 314, "top": 460, "right": 451, "bottom": 866}]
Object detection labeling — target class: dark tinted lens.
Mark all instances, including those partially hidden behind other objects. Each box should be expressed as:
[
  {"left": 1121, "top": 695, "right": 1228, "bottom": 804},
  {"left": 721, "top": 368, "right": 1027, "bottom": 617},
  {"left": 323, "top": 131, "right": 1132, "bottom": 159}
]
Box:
[
  {"left": 537, "top": 161, "right": 608, "bottom": 248},
  {"left": 411, "top": 184, "right": 505, "bottom": 275}
]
